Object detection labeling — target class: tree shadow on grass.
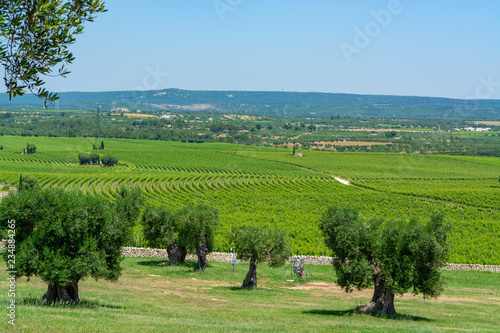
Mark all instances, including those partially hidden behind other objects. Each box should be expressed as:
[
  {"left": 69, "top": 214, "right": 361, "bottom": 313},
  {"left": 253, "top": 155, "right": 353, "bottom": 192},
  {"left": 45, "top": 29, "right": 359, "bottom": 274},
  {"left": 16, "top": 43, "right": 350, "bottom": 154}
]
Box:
[
  {"left": 303, "top": 309, "right": 432, "bottom": 322},
  {"left": 136, "top": 259, "right": 212, "bottom": 272},
  {"left": 136, "top": 259, "right": 168, "bottom": 267},
  {"left": 220, "top": 286, "right": 286, "bottom": 296},
  {"left": 20, "top": 298, "right": 122, "bottom": 309}
]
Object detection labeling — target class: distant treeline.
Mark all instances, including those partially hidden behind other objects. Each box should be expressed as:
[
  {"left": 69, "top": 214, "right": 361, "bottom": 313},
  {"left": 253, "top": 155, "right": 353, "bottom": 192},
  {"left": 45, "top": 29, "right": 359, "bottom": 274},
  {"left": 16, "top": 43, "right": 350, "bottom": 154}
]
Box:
[{"left": 1, "top": 88, "right": 499, "bottom": 118}]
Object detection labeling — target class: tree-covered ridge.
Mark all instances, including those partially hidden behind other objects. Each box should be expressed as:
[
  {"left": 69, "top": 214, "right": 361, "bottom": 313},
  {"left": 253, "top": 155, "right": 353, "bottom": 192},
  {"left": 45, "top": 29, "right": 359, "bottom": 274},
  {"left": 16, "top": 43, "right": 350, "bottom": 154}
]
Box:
[{"left": 1, "top": 88, "right": 499, "bottom": 118}]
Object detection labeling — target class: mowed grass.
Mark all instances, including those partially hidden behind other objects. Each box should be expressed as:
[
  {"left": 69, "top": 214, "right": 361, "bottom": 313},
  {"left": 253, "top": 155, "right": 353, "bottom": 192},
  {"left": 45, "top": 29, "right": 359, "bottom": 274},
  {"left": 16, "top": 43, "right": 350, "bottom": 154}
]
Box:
[{"left": 0, "top": 257, "right": 499, "bottom": 332}]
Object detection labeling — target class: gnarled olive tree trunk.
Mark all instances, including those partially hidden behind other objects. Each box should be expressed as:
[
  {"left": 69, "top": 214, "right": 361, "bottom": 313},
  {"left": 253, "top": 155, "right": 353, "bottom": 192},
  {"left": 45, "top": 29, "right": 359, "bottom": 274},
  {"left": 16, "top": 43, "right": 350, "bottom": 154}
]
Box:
[
  {"left": 194, "top": 241, "right": 208, "bottom": 271},
  {"left": 356, "top": 272, "right": 397, "bottom": 316},
  {"left": 167, "top": 241, "right": 186, "bottom": 265},
  {"left": 242, "top": 260, "right": 258, "bottom": 289},
  {"left": 42, "top": 281, "right": 79, "bottom": 303}
]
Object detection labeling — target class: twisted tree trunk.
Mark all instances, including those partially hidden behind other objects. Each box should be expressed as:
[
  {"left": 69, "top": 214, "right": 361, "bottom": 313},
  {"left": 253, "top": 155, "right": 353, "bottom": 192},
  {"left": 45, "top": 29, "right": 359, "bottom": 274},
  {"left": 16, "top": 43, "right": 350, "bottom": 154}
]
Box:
[
  {"left": 356, "top": 274, "right": 397, "bottom": 316},
  {"left": 194, "top": 241, "right": 208, "bottom": 271},
  {"left": 242, "top": 260, "right": 258, "bottom": 289},
  {"left": 166, "top": 241, "right": 186, "bottom": 265},
  {"left": 42, "top": 281, "right": 79, "bottom": 303}
]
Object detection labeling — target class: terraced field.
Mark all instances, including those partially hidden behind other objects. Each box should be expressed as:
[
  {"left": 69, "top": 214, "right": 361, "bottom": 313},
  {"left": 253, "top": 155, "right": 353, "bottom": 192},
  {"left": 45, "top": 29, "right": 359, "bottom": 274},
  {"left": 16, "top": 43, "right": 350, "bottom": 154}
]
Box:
[{"left": 1, "top": 137, "right": 499, "bottom": 264}]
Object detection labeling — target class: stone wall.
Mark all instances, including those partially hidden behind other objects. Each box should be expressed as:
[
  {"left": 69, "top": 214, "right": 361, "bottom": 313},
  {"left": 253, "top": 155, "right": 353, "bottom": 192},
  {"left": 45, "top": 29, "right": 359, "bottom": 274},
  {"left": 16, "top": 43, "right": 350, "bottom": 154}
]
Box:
[
  {"left": 2, "top": 242, "right": 499, "bottom": 272},
  {"left": 120, "top": 246, "right": 500, "bottom": 272},
  {"left": 121, "top": 247, "right": 334, "bottom": 265}
]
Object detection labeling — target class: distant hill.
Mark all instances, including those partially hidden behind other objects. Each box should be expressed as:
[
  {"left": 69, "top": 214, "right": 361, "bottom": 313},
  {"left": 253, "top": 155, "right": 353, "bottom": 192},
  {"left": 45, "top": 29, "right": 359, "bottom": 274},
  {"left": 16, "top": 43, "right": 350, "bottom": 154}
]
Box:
[{"left": 1, "top": 89, "right": 499, "bottom": 118}]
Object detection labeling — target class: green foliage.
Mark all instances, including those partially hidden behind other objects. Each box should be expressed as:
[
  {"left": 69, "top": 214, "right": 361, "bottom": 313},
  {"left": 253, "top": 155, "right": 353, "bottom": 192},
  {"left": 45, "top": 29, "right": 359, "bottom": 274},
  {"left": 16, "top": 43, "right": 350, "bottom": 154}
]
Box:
[
  {"left": 355, "top": 178, "right": 500, "bottom": 210},
  {"left": 0, "top": 0, "right": 106, "bottom": 103},
  {"left": 142, "top": 205, "right": 176, "bottom": 249},
  {"left": 175, "top": 204, "right": 219, "bottom": 252},
  {"left": 25, "top": 143, "right": 37, "bottom": 154},
  {"left": 0, "top": 187, "right": 138, "bottom": 285},
  {"left": 101, "top": 155, "right": 119, "bottom": 167},
  {"left": 78, "top": 153, "right": 100, "bottom": 165},
  {"left": 93, "top": 140, "right": 105, "bottom": 150},
  {"left": 308, "top": 124, "right": 317, "bottom": 132},
  {"left": 129, "top": 223, "right": 148, "bottom": 248},
  {"left": 384, "top": 131, "right": 397, "bottom": 138},
  {"left": 18, "top": 174, "right": 39, "bottom": 191},
  {"left": 0, "top": 137, "right": 497, "bottom": 264},
  {"left": 319, "top": 206, "right": 450, "bottom": 297},
  {"left": 114, "top": 187, "right": 145, "bottom": 228},
  {"left": 234, "top": 226, "right": 291, "bottom": 267}
]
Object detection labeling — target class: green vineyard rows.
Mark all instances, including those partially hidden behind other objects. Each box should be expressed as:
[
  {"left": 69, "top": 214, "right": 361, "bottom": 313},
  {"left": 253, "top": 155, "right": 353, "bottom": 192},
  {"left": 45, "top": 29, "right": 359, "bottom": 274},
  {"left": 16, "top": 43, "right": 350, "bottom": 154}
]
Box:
[{"left": 0, "top": 137, "right": 498, "bottom": 264}]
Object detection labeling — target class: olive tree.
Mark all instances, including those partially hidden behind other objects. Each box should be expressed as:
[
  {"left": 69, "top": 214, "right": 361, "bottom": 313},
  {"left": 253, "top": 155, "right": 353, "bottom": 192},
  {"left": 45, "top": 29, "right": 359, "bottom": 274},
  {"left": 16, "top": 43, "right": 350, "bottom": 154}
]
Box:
[
  {"left": 319, "top": 206, "right": 450, "bottom": 316},
  {"left": 142, "top": 205, "right": 186, "bottom": 265},
  {"left": 0, "top": 0, "right": 106, "bottom": 103},
  {"left": 78, "top": 153, "right": 100, "bottom": 165},
  {"left": 101, "top": 155, "right": 119, "bottom": 167},
  {"left": 234, "top": 226, "right": 291, "bottom": 289},
  {"left": 0, "top": 186, "right": 144, "bottom": 303},
  {"left": 175, "top": 204, "right": 218, "bottom": 271}
]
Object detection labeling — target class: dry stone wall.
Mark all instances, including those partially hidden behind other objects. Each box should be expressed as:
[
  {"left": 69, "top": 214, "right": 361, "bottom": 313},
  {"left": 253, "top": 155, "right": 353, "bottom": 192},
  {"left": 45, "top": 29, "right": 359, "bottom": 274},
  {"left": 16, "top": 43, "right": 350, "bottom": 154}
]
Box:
[
  {"left": 120, "top": 246, "right": 500, "bottom": 272},
  {"left": 1, "top": 242, "right": 498, "bottom": 272}
]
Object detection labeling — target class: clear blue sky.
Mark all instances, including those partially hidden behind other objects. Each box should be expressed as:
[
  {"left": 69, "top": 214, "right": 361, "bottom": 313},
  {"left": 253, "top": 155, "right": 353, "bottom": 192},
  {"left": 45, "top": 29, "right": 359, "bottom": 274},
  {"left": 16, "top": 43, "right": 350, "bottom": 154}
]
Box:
[{"left": 44, "top": 0, "right": 500, "bottom": 99}]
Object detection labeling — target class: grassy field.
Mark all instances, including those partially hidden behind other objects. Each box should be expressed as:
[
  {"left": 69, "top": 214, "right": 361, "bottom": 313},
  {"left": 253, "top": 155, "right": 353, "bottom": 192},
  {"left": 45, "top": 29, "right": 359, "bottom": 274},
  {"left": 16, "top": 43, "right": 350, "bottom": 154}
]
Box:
[
  {"left": 0, "top": 257, "right": 499, "bottom": 332},
  {"left": 0, "top": 136, "right": 499, "bottom": 264}
]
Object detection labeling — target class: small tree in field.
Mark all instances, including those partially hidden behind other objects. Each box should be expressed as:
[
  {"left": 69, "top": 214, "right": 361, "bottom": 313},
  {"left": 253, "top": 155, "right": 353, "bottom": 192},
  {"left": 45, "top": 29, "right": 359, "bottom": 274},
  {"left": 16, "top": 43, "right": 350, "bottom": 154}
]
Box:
[
  {"left": 25, "top": 143, "right": 36, "bottom": 154},
  {"left": 175, "top": 204, "right": 218, "bottom": 271},
  {"left": 0, "top": 186, "right": 144, "bottom": 303},
  {"left": 101, "top": 155, "right": 119, "bottom": 167},
  {"left": 142, "top": 206, "right": 186, "bottom": 265},
  {"left": 234, "top": 226, "right": 291, "bottom": 289},
  {"left": 18, "top": 174, "right": 39, "bottom": 191},
  {"left": 319, "top": 206, "right": 450, "bottom": 316}
]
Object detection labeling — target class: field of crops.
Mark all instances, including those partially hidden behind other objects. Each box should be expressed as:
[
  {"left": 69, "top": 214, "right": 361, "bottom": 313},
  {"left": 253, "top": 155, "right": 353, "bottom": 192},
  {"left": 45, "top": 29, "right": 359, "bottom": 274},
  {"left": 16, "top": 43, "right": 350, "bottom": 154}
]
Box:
[{"left": 1, "top": 136, "right": 499, "bottom": 264}]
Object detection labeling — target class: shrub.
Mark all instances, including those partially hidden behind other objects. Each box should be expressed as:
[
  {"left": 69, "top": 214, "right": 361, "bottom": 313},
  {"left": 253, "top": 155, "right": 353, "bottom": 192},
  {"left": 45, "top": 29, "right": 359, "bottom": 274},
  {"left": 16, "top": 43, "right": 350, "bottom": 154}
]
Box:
[
  {"left": 25, "top": 143, "right": 36, "bottom": 154},
  {"left": 101, "top": 155, "right": 119, "bottom": 167},
  {"left": 78, "top": 153, "right": 100, "bottom": 165}
]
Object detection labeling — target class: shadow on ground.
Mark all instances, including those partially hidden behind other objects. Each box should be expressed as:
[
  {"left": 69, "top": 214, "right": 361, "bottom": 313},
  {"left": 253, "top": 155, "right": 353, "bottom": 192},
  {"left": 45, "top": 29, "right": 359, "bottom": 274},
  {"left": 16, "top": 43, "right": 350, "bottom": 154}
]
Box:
[
  {"left": 136, "top": 259, "right": 212, "bottom": 271},
  {"left": 303, "top": 309, "right": 431, "bottom": 322},
  {"left": 19, "top": 298, "right": 122, "bottom": 309}
]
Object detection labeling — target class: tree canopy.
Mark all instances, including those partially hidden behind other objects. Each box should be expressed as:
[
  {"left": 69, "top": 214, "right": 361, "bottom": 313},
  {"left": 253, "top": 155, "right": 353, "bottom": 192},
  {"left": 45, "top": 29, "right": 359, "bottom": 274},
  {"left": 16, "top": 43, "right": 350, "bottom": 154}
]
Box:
[
  {"left": 142, "top": 205, "right": 187, "bottom": 265},
  {"left": 101, "top": 155, "right": 119, "bottom": 167},
  {"left": 0, "top": 0, "right": 106, "bottom": 103},
  {"left": 175, "top": 204, "right": 219, "bottom": 270},
  {"left": 234, "top": 225, "right": 291, "bottom": 288},
  {"left": 319, "top": 206, "right": 450, "bottom": 316},
  {"left": 0, "top": 185, "right": 144, "bottom": 302}
]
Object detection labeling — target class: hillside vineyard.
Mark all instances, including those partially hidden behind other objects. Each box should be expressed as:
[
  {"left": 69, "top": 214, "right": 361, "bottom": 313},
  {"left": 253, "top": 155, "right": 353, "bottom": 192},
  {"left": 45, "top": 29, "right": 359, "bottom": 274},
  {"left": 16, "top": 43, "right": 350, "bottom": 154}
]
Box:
[{"left": 0, "top": 137, "right": 498, "bottom": 264}]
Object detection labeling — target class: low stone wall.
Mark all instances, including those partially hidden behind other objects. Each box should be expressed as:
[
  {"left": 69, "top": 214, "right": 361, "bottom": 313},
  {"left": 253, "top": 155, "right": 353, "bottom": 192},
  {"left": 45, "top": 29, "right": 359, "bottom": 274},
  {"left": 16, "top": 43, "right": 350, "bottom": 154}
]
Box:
[
  {"left": 121, "top": 247, "right": 500, "bottom": 272},
  {"left": 442, "top": 263, "right": 500, "bottom": 273},
  {"left": 121, "top": 247, "right": 239, "bottom": 263},
  {"left": 2, "top": 242, "right": 499, "bottom": 272},
  {"left": 121, "top": 247, "right": 333, "bottom": 265}
]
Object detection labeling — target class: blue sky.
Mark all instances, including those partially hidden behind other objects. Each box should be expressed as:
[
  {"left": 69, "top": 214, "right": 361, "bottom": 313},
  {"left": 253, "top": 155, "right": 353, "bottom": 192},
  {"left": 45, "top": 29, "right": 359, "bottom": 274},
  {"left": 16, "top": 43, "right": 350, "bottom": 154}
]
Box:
[{"left": 44, "top": 0, "right": 500, "bottom": 99}]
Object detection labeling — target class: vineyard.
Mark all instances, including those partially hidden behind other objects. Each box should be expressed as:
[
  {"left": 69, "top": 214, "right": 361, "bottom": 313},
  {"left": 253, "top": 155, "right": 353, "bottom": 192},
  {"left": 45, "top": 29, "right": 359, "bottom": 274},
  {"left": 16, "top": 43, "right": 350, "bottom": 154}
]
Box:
[{"left": 0, "top": 136, "right": 499, "bottom": 264}]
